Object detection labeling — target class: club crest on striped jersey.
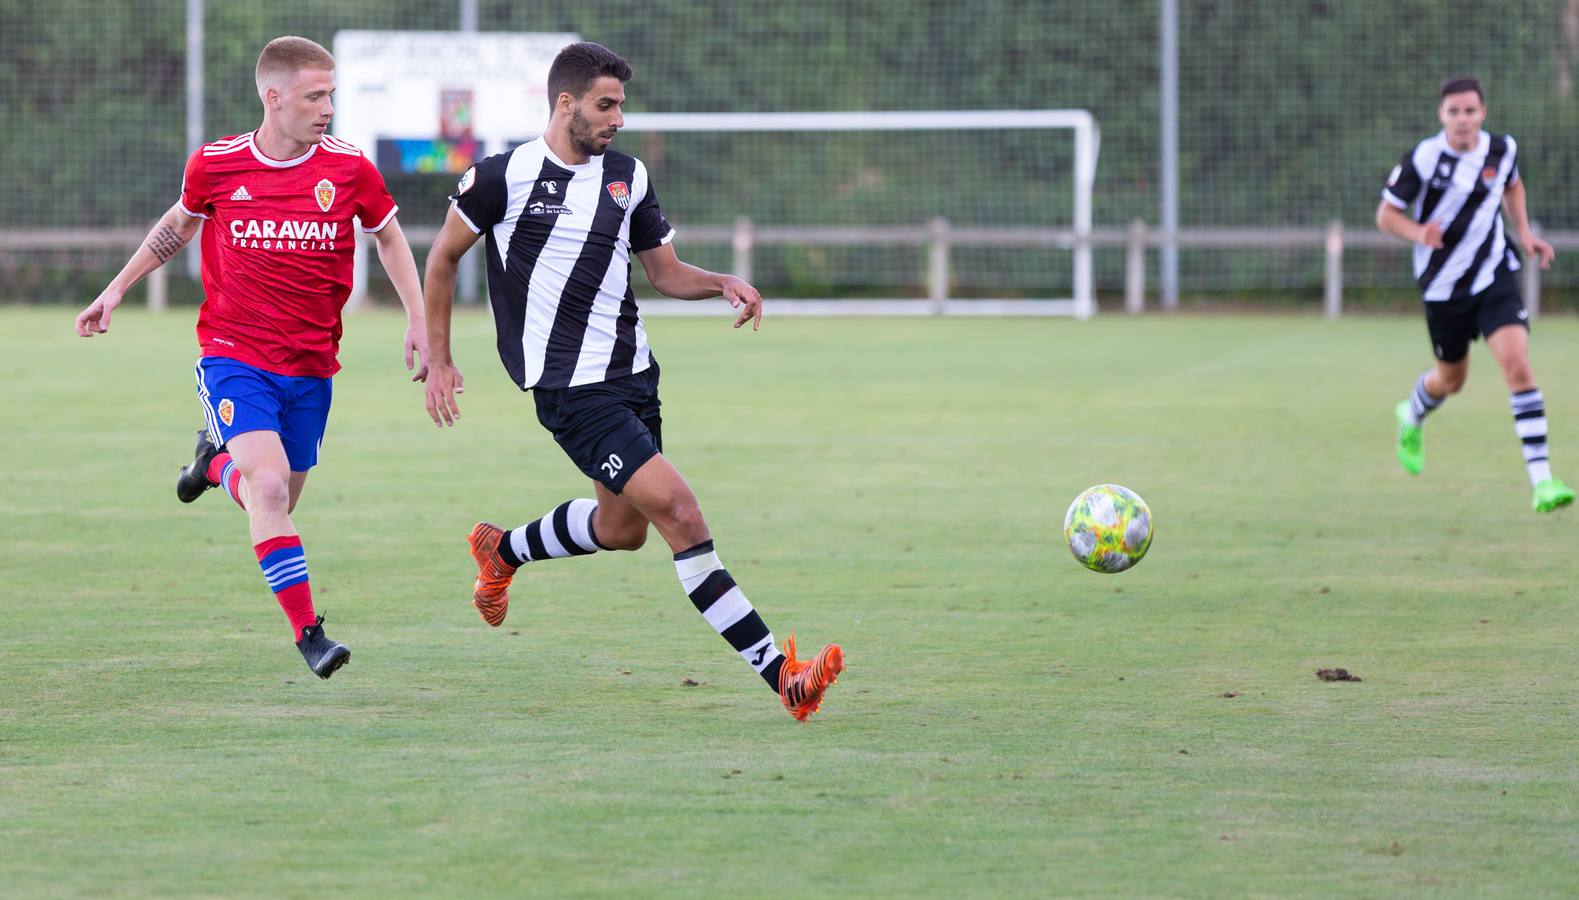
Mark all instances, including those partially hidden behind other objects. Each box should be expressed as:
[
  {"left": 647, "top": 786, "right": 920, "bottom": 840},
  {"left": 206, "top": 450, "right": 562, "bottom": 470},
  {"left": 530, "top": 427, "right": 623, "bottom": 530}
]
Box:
[
  {"left": 314, "top": 178, "right": 335, "bottom": 213},
  {"left": 1481, "top": 165, "right": 1498, "bottom": 184},
  {"left": 606, "top": 181, "right": 631, "bottom": 210},
  {"left": 218, "top": 398, "right": 235, "bottom": 426}
]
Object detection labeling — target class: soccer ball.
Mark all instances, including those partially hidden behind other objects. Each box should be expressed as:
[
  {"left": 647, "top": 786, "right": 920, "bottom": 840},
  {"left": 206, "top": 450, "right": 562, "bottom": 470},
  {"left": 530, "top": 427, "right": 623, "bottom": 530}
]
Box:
[{"left": 1063, "top": 484, "right": 1153, "bottom": 574}]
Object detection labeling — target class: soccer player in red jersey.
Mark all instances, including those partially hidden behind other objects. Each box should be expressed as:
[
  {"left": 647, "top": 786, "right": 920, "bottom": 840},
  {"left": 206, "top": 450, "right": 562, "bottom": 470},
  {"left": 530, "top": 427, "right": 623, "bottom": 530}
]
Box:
[{"left": 74, "top": 36, "right": 429, "bottom": 678}]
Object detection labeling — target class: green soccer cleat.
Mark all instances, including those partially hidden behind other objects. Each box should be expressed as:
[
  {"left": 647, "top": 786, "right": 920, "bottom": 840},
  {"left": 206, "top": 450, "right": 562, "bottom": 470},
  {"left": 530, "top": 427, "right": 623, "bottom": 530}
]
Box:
[
  {"left": 1395, "top": 401, "right": 1423, "bottom": 476},
  {"left": 1532, "top": 478, "right": 1576, "bottom": 513}
]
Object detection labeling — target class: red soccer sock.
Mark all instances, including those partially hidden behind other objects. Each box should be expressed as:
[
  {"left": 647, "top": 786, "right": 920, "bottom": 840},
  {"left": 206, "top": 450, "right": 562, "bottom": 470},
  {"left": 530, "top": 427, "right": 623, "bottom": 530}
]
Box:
[
  {"left": 205, "top": 451, "right": 230, "bottom": 485},
  {"left": 207, "top": 452, "right": 245, "bottom": 510},
  {"left": 254, "top": 535, "right": 316, "bottom": 641}
]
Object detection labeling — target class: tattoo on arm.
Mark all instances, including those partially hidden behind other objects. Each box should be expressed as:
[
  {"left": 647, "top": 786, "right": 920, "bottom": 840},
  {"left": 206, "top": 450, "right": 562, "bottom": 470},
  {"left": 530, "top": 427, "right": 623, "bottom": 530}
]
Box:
[{"left": 146, "top": 224, "right": 186, "bottom": 263}]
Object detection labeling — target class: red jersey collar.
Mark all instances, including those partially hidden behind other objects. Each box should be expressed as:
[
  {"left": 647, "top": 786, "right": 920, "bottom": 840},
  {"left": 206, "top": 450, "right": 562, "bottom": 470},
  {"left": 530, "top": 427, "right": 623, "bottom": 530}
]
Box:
[{"left": 248, "top": 130, "right": 319, "bottom": 168}]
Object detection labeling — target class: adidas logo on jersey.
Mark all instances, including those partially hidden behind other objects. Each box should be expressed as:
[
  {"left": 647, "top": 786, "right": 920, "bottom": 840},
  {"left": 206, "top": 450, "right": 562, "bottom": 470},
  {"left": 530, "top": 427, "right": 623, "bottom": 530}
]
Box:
[{"left": 230, "top": 186, "right": 254, "bottom": 202}]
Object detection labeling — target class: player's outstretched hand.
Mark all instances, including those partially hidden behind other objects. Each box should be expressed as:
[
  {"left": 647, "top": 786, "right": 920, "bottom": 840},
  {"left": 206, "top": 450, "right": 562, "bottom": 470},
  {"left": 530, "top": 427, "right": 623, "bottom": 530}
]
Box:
[
  {"left": 1523, "top": 232, "right": 1556, "bottom": 270},
  {"left": 405, "top": 321, "right": 431, "bottom": 382},
  {"left": 1418, "top": 221, "right": 1445, "bottom": 249},
  {"left": 722, "top": 275, "right": 762, "bottom": 331},
  {"left": 75, "top": 289, "right": 124, "bottom": 337},
  {"left": 425, "top": 362, "right": 464, "bottom": 427}
]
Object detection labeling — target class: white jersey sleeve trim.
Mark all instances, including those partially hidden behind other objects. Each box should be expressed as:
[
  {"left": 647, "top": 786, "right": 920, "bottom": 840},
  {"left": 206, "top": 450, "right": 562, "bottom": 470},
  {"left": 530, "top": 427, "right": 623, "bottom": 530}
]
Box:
[
  {"left": 1381, "top": 189, "right": 1409, "bottom": 210},
  {"left": 319, "top": 135, "right": 365, "bottom": 156},
  {"left": 658, "top": 228, "right": 676, "bottom": 246},
  {"left": 201, "top": 134, "right": 252, "bottom": 156},
  {"left": 450, "top": 200, "right": 482, "bottom": 234},
  {"left": 362, "top": 205, "right": 399, "bottom": 233},
  {"left": 177, "top": 198, "right": 209, "bottom": 220}
]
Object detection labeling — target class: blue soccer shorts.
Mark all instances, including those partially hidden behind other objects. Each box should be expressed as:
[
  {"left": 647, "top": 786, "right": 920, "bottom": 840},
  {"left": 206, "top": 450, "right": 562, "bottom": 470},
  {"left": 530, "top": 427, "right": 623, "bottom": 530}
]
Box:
[{"left": 193, "top": 357, "right": 333, "bottom": 472}]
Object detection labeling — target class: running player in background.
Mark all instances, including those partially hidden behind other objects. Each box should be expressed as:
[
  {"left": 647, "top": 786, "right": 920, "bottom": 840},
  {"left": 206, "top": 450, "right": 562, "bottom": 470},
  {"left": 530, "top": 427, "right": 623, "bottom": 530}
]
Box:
[
  {"left": 74, "top": 36, "right": 430, "bottom": 676},
  {"left": 421, "top": 42, "right": 843, "bottom": 720},
  {"left": 1378, "top": 75, "right": 1573, "bottom": 512}
]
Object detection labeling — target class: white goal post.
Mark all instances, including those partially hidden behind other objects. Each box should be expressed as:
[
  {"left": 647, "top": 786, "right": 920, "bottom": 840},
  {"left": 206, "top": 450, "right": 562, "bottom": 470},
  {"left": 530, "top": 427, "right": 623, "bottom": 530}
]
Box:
[
  {"left": 330, "top": 35, "right": 1098, "bottom": 315},
  {"left": 621, "top": 109, "right": 1100, "bottom": 318},
  {"left": 350, "top": 108, "right": 1099, "bottom": 317}
]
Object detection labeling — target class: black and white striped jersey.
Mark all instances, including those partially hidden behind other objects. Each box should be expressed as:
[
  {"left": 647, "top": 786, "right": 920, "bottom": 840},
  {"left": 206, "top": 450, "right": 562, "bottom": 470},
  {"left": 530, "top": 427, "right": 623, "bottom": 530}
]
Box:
[
  {"left": 1382, "top": 130, "right": 1522, "bottom": 301},
  {"left": 451, "top": 138, "right": 676, "bottom": 390}
]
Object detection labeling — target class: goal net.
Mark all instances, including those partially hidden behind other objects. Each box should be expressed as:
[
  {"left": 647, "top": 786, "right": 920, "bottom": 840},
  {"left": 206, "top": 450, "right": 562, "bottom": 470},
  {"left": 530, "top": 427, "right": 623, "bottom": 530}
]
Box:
[
  {"left": 620, "top": 110, "right": 1099, "bottom": 317},
  {"left": 327, "top": 29, "right": 1098, "bottom": 317}
]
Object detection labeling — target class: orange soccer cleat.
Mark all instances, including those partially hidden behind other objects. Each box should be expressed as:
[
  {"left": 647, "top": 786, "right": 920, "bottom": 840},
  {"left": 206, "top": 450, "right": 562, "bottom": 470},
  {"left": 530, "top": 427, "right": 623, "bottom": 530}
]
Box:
[
  {"left": 467, "top": 522, "right": 517, "bottom": 627},
  {"left": 777, "top": 633, "right": 844, "bottom": 722}
]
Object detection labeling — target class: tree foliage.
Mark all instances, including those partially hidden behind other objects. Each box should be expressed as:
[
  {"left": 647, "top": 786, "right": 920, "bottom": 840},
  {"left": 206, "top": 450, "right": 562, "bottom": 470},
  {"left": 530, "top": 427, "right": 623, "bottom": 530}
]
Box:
[{"left": 3, "top": 0, "right": 1576, "bottom": 296}]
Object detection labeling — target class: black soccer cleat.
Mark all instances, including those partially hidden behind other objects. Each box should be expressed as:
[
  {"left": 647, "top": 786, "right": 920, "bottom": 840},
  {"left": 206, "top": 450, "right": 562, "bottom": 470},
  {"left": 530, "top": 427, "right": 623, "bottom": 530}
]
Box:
[
  {"left": 176, "top": 428, "right": 224, "bottom": 503},
  {"left": 295, "top": 615, "right": 351, "bottom": 679}
]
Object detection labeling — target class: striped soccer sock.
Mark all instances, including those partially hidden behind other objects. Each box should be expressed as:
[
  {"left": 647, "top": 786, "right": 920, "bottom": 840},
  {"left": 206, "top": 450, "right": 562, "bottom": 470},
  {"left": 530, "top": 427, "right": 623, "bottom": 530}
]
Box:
[
  {"left": 1511, "top": 388, "right": 1553, "bottom": 486},
  {"left": 674, "top": 540, "right": 785, "bottom": 691},
  {"left": 1405, "top": 371, "right": 1446, "bottom": 426},
  {"left": 254, "top": 534, "right": 316, "bottom": 640},
  {"left": 206, "top": 452, "right": 245, "bottom": 510},
  {"left": 498, "top": 498, "right": 609, "bottom": 567}
]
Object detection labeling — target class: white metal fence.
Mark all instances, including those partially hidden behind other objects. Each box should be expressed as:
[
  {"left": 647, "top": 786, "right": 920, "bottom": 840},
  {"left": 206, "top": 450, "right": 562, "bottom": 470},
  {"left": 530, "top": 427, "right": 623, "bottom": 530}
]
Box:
[{"left": 12, "top": 222, "right": 1561, "bottom": 318}]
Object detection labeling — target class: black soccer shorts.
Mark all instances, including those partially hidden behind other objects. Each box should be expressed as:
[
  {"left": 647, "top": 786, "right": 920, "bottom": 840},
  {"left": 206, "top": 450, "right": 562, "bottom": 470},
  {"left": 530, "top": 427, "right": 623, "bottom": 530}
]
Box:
[
  {"left": 532, "top": 363, "right": 663, "bottom": 493},
  {"left": 1422, "top": 267, "right": 1529, "bottom": 363}
]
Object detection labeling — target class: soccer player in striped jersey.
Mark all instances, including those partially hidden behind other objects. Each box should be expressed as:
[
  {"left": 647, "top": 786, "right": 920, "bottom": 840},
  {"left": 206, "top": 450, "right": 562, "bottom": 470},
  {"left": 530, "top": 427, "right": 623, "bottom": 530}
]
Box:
[
  {"left": 421, "top": 42, "right": 843, "bottom": 721},
  {"left": 1377, "top": 76, "right": 1573, "bottom": 512},
  {"left": 74, "top": 36, "right": 430, "bottom": 676}
]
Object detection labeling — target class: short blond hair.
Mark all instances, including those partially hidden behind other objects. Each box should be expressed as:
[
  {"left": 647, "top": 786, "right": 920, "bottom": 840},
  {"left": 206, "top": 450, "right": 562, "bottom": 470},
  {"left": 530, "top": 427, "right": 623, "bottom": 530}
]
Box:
[{"left": 255, "top": 35, "right": 334, "bottom": 94}]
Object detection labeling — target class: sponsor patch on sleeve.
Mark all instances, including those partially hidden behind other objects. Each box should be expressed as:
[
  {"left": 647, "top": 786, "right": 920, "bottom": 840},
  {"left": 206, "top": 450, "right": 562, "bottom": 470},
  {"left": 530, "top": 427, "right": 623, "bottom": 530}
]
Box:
[
  {"left": 457, "top": 166, "right": 476, "bottom": 195},
  {"left": 1387, "top": 164, "right": 1401, "bottom": 187}
]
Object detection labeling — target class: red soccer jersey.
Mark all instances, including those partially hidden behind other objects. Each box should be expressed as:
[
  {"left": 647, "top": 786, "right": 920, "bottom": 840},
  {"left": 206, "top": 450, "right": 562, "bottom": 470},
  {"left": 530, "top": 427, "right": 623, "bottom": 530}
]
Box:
[{"left": 179, "top": 131, "right": 397, "bottom": 377}]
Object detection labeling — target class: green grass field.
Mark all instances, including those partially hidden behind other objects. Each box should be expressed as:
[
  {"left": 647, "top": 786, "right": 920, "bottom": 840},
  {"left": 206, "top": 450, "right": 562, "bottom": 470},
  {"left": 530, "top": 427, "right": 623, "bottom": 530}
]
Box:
[{"left": 3, "top": 305, "right": 1577, "bottom": 897}]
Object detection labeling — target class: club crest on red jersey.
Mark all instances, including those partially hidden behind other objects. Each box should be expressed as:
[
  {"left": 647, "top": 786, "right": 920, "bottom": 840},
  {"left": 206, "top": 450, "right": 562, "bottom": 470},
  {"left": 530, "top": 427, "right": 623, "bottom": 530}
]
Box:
[
  {"left": 314, "top": 179, "right": 336, "bottom": 213},
  {"left": 217, "top": 398, "right": 235, "bottom": 426},
  {"left": 607, "top": 181, "right": 631, "bottom": 210}
]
